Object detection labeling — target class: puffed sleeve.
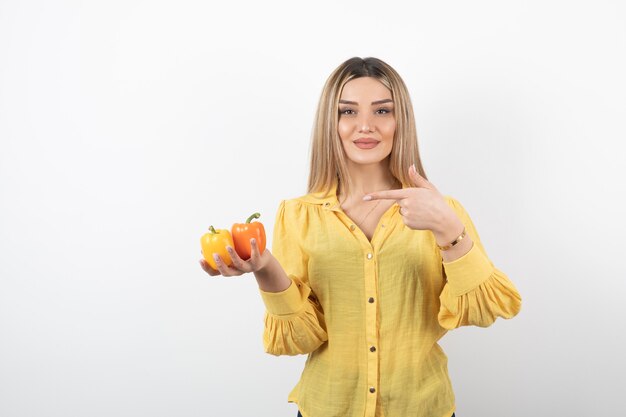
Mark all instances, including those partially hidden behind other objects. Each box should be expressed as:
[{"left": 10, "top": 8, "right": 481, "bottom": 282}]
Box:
[
  {"left": 258, "top": 200, "right": 328, "bottom": 356},
  {"left": 438, "top": 197, "right": 522, "bottom": 330}
]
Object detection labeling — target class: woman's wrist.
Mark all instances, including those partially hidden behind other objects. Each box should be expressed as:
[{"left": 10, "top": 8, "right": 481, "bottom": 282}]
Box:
[
  {"left": 253, "top": 251, "right": 292, "bottom": 292},
  {"left": 433, "top": 211, "right": 464, "bottom": 245},
  {"left": 433, "top": 215, "right": 474, "bottom": 262}
]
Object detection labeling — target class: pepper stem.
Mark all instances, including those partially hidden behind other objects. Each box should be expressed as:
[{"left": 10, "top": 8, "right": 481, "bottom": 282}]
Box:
[
  {"left": 245, "top": 213, "right": 261, "bottom": 224},
  {"left": 209, "top": 225, "right": 218, "bottom": 234}
]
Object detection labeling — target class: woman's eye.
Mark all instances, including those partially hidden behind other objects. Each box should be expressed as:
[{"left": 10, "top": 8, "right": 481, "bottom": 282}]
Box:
[
  {"left": 340, "top": 108, "right": 355, "bottom": 115},
  {"left": 376, "top": 108, "right": 392, "bottom": 115}
]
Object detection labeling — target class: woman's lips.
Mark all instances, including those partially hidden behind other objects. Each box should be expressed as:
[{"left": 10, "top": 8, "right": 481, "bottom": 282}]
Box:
[{"left": 353, "top": 140, "right": 380, "bottom": 149}]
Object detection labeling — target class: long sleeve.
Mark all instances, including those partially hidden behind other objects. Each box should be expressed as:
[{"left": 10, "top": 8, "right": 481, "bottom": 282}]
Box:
[
  {"left": 259, "top": 200, "right": 328, "bottom": 356},
  {"left": 437, "top": 197, "right": 522, "bottom": 330}
]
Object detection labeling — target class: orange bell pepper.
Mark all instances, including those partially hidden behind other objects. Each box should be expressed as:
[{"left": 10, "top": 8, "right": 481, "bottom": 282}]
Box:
[
  {"left": 231, "top": 213, "right": 266, "bottom": 260},
  {"left": 200, "top": 226, "right": 234, "bottom": 270}
]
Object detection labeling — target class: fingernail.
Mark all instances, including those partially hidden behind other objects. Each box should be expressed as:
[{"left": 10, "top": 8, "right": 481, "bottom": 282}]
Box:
[
  {"left": 250, "top": 238, "right": 256, "bottom": 245},
  {"left": 363, "top": 195, "right": 372, "bottom": 201},
  {"left": 226, "top": 246, "right": 233, "bottom": 253},
  {"left": 213, "top": 253, "right": 219, "bottom": 261},
  {"left": 411, "top": 164, "right": 416, "bottom": 173}
]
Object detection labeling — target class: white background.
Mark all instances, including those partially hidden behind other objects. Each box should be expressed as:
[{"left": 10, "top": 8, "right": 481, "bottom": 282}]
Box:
[{"left": 1, "top": 1, "right": 625, "bottom": 416}]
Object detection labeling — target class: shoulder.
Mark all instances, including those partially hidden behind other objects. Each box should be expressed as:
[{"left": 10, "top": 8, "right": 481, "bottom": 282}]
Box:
[
  {"left": 274, "top": 189, "right": 335, "bottom": 227},
  {"left": 274, "top": 193, "right": 322, "bottom": 219},
  {"left": 273, "top": 193, "right": 329, "bottom": 240},
  {"left": 442, "top": 194, "right": 470, "bottom": 217},
  {"left": 277, "top": 194, "right": 318, "bottom": 211},
  {"left": 279, "top": 188, "right": 336, "bottom": 210},
  {"left": 442, "top": 194, "right": 461, "bottom": 207}
]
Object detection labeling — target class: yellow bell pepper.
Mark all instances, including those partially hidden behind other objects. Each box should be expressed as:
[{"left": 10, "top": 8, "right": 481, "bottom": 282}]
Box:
[{"left": 200, "top": 226, "right": 234, "bottom": 270}]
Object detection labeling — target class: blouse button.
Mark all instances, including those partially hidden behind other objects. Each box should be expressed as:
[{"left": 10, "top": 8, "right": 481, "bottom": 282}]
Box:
[
  {"left": 369, "top": 387, "right": 376, "bottom": 393},
  {"left": 350, "top": 224, "right": 356, "bottom": 231},
  {"left": 368, "top": 297, "right": 375, "bottom": 303},
  {"left": 366, "top": 253, "right": 373, "bottom": 260},
  {"left": 370, "top": 346, "right": 376, "bottom": 352},
  {"left": 324, "top": 202, "right": 330, "bottom": 207}
]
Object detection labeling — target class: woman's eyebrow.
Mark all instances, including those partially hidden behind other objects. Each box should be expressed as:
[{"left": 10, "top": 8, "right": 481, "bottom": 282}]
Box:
[{"left": 339, "top": 99, "right": 394, "bottom": 105}]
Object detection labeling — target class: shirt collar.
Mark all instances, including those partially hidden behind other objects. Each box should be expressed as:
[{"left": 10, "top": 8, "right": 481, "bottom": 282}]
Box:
[
  {"left": 298, "top": 182, "right": 340, "bottom": 208},
  {"left": 298, "top": 181, "right": 408, "bottom": 210}
]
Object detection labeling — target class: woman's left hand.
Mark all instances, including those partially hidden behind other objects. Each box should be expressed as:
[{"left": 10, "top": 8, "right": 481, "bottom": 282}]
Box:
[{"left": 364, "top": 165, "right": 459, "bottom": 234}]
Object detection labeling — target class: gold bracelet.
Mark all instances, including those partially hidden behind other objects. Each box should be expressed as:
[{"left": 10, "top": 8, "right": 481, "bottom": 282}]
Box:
[{"left": 437, "top": 227, "right": 467, "bottom": 251}]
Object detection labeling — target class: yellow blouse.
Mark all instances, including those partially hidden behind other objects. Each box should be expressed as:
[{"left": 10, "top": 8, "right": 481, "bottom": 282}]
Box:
[{"left": 259, "top": 185, "right": 521, "bottom": 417}]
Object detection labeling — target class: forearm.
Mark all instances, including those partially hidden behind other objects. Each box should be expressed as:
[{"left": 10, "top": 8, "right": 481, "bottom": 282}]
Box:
[
  {"left": 254, "top": 251, "right": 292, "bottom": 292},
  {"left": 433, "top": 213, "right": 474, "bottom": 263}
]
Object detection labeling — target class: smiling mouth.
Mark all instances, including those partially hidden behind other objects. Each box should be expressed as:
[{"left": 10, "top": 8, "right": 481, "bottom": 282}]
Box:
[{"left": 353, "top": 139, "right": 380, "bottom": 149}]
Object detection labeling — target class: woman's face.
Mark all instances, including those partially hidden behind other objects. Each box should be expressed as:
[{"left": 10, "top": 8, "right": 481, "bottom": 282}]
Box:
[{"left": 337, "top": 77, "right": 396, "bottom": 167}]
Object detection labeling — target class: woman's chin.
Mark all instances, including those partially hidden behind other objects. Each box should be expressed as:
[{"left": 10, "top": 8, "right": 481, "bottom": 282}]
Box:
[{"left": 345, "top": 151, "right": 390, "bottom": 166}]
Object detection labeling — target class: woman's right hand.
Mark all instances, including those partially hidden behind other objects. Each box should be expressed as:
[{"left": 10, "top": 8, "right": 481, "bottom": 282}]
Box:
[{"left": 199, "top": 238, "right": 271, "bottom": 277}]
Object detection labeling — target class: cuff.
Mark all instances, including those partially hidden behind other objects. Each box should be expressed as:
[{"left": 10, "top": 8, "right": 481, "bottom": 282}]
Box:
[
  {"left": 442, "top": 242, "right": 495, "bottom": 297},
  {"left": 259, "top": 276, "right": 310, "bottom": 316}
]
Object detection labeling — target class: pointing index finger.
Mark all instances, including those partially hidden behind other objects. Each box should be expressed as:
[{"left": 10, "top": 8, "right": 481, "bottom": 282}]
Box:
[{"left": 364, "top": 189, "right": 410, "bottom": 202}]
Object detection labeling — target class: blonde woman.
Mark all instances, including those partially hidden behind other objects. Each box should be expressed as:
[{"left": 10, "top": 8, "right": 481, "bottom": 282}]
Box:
[{"left": 200, "top": 57, "right": 522, "bottom": 417}]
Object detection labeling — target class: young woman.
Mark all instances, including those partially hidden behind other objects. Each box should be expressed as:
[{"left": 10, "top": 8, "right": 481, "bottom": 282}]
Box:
[{"left": 200, "top": 57, "right": 522, "bottom": 417}]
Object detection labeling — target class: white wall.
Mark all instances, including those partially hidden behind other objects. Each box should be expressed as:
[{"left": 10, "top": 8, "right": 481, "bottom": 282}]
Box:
[{"left": 1, "top": 1, "right": 624, "bottom": 416}]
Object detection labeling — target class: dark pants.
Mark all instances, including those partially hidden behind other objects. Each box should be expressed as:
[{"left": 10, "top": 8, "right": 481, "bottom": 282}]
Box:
[{"left": 297, "top": 412, "right": 455, "bottom": 417}]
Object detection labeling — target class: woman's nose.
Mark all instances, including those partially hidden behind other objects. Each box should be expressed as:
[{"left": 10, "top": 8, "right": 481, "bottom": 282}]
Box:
[{"left": 358, "top": 113, "right": 374, "bottom": 133}]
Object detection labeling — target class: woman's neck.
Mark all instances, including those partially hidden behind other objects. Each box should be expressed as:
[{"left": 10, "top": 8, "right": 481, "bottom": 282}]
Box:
[{"left": 338, "top": 161, "right": 399, "bottom": 203}]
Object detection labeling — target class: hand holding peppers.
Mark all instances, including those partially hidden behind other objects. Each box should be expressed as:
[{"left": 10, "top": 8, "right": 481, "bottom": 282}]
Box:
[{"left": 199, "top": 213, "right": 268, "bottom": 277}]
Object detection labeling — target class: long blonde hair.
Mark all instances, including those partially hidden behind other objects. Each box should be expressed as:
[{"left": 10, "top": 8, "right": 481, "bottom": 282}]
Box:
[{"left": 307, "top": 57, "right": 428, "bottom": 196}]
